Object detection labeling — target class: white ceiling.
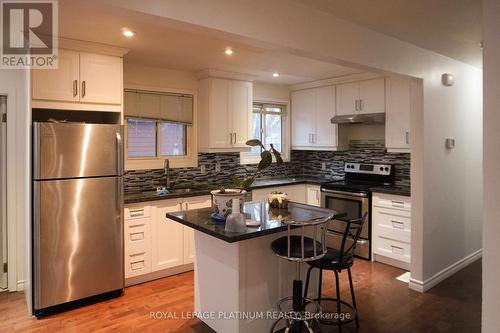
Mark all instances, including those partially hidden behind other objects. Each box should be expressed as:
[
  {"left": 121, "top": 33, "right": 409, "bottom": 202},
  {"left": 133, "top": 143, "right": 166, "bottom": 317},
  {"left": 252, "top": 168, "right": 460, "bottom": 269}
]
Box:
[
  {"left": 293, "top": 0, "right": 482, "bottom": 68},
  {"left": 58, "top": 0, "right": 363, "bottom": 85}
]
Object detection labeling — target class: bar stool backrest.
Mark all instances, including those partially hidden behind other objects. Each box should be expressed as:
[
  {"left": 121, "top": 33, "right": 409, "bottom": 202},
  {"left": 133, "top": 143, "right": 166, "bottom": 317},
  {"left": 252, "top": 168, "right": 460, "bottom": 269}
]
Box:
[
  {"left": 280, "top": 215, "right": 332, "bottom": 262},
  {"left": 337, "top": 213, "right": 368, "bottom": 263}
]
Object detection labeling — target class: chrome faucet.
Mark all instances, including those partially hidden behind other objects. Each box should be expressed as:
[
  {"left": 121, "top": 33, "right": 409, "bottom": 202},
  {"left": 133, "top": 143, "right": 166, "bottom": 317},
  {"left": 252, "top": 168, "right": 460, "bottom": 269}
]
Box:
[{"left": 164, "top": 159, "right": 171, "bottom": 189}]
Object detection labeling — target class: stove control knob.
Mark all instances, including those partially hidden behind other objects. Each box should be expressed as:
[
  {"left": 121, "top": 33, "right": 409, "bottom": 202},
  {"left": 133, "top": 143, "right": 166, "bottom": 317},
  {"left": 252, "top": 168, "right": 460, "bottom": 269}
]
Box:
[
  {"left": 385, "top": 167, "right": 389, "bottom": 172},
  {"left": 380, "top": 167, "right": 384, "bottom": 171}
]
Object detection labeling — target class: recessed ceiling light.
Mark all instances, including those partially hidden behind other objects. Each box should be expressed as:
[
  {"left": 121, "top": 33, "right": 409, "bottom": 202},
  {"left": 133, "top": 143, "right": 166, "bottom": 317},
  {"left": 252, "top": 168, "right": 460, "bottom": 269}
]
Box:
[
  {"left": 122, "top": 29, "right": 135, "bottom": 38},
  {"left": 272, "top": 72, "right": 280, "bottom": 78},
  {"left": 225, "top": 48, "right": 233, "bottom": 55}
]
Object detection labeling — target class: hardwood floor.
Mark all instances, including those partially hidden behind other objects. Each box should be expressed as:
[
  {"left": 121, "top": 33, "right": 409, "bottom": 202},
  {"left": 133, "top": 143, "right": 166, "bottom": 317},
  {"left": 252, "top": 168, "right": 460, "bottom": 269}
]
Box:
[{"left": 0, "top": 259, "right": 481, "bottom": 333}]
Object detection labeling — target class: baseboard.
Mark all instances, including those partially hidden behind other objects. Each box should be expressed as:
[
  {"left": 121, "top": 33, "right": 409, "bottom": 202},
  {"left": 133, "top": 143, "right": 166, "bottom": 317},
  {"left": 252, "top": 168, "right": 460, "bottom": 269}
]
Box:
[
  {"left": 16, "top": 280, "right": 25, "bottom": 291},
  {"left": 125, "top": 263, "right": 194, "bottom": 287},
  {"left": 409, "top": 249, "right": 482, "bottom": 293},
  {"left": 374, "top": 254, "right": 410, "bottom": 270}
]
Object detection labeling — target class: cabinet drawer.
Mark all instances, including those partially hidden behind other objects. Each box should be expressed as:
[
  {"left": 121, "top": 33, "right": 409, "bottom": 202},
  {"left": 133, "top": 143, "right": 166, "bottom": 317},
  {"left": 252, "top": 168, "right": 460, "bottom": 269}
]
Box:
[
  {"left": 372, "top": 193, "right": 411, "bottom": 211},
  {"left": 125, "top": 217, "right": 151, "bottom": 254},
  {"left": 124, "top": 203, "right": 151, "bottom": 220},
  {"left": 373, "top": 236, "right": 410, "bottom": 263},
  {"left": 373, "top": 208, "right": 411, "bottom": 243},
  {"left": 125, "top": 251, "right": 151, "bottom": 278}
]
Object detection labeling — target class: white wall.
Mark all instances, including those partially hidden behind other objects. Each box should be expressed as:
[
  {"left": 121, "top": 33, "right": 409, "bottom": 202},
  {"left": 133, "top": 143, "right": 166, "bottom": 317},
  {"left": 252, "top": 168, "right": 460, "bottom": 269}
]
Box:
[
  {"left": 124, "top": 63, "right": 198, "bottom": 92},
  {"left": 0, "top": 69, "right": 30, "bottom": 298},
  {"left": 482, "top": 0, "right": 500, "bottom": 331},
  {"left": 253, "top": 81, "right": 290, "bottom": 102},
  {"left": 104, "top": 0, "right": 483, "bottom": 288}
]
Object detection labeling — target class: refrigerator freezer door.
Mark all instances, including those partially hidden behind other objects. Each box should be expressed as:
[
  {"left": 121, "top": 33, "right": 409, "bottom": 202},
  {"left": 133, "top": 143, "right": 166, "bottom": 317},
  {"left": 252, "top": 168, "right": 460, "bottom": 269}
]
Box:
[
  {"left": 33, "top": 177, "right": 124, "bottom": 310},
  {"left": 33, "top": 122, "right": 123, "bottom": 180}
]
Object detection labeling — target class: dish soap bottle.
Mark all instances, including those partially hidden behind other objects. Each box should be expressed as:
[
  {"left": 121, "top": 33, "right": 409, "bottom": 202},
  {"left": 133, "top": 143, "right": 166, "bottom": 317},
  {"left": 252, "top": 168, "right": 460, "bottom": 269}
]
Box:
[{"left": 225, "top": 199, "right": 246, "bottom": 232}]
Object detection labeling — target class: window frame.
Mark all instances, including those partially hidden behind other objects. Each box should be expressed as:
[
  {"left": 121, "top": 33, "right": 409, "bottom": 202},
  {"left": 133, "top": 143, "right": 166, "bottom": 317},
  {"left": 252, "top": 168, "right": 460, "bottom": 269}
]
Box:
[
  {"left": 124, "top": 84, "right": 198, "bottom": 170},
  {"left": 240, "top": 100, "right": 290, "bottom": 165}
]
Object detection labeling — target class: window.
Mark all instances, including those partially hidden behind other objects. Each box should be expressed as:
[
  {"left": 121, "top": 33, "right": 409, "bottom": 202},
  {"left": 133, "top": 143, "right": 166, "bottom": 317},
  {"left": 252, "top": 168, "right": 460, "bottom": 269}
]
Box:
[
  {"left": 126, "top": 118, "right": 187, "bottom": 158},
  {"left": 241, "top": 102, "right": 288, "bottom": 164}
]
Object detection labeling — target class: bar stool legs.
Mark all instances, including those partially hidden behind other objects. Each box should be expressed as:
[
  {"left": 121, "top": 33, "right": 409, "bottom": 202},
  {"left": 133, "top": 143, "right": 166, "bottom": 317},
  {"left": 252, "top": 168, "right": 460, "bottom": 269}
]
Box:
[{"left": 347, "top": 267, "right": 359, "bottom": 328}]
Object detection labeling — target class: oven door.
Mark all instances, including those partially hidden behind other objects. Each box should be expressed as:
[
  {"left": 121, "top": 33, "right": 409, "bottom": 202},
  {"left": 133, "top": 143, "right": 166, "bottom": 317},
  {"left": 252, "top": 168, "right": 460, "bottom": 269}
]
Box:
[{"left": 321, "top": 189, "right": 369, "bottom": 239}]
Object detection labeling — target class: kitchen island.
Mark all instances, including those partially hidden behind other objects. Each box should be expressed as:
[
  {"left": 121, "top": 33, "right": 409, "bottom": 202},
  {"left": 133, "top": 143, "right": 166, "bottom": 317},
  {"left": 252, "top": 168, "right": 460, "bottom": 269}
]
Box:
[{"left": 167, "top": 201, "right": 340, "bottom": 333}]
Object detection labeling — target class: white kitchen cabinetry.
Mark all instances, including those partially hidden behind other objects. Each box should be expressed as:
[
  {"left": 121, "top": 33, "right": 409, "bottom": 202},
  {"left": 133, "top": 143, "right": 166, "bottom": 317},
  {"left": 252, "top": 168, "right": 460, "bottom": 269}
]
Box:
[
  {"left": 198, "top": 78, "right": 252, "bottom": 151},
  {"left": 385, "top": 76, "right": 411, "bottom": 153},
  {"left": 251, "top": 184, "right": 308, "bottom": 204},
  {"left": 152, "top": 199, "right": 185, "bottom": 271},
  {"left": 306, "top": 185, "right": 321, "bottom": 207},
  {"left": 372, "top": 193, "right": 411, "bottom": 270},
  {"left": 124, "top": 195, "right": 211, "bottom": 285},
  {"left": 124, "top": 203, "right": 152, "bottom": 279},
  {"left": 291, "top": 85, "right": 339, "bottom": 150},
  {"left": 32, "top": 49, "right": 123, "bottom": 111},
  {"left": 336, "top": 78, "right": 385, "bottom": 115}
]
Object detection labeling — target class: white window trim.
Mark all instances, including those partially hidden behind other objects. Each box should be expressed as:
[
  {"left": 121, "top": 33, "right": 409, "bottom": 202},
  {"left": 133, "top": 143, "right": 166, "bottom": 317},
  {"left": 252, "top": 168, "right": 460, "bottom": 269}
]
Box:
[
  {"left": 240, "top": 99, "right": 290, "bottom": 165},
  {"left": 124, "top": 84, "right": 198, "bottom": 170}
]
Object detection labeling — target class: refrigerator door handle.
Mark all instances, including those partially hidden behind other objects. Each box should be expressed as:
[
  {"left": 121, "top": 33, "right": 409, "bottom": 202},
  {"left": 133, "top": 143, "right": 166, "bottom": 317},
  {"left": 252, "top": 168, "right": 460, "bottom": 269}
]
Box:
[{"left": 116, "top": 131, "right": 123, "bottom": 176}]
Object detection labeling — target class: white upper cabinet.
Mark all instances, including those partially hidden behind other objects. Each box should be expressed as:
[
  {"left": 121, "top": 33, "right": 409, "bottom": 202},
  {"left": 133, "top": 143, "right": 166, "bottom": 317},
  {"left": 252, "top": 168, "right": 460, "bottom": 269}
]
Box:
[
  {"left": 199, "top": 78, "right": 252, "bottom": 152},
  {"left": 32, "top": 49, "right": 123, "bottom": 111},
  {"left": 32, "top": 49, "right": 80, "bottom": 102},
  {"left": 335, "top": 82, "right": 359, "bottom": 116},
  {"left": 291, "top": 89, "right": 316, "bottom": 147},
  {"left": 359, "top": 79, "right": 385, "bottom": 114},
  {"left": 385, "top": 76, "right": 411, "bottom": 152},
  {"left": 79, "top": 52, "right": 122, "bottom": 105},
  {"left": 291, "top": 85, "right": 338, "bottom": 150},
  {"left": 336, "top": 78, "right": 386, "bottom": 115}
]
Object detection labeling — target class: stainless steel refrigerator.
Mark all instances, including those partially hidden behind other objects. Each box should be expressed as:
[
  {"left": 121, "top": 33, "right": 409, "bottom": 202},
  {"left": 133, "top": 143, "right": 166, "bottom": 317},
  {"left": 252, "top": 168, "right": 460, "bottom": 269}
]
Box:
[{"left": 33, "top": 122, "right": 124, "bottom": 316}]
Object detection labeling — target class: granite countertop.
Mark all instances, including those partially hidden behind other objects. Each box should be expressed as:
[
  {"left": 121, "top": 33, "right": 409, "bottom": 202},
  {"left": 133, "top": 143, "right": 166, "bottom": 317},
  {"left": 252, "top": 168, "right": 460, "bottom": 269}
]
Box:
[
  {"left": 370, "top": 185, "right": 411, "bottom": 197},
  {"left": 123, "top": 177, "right": 330, "bottom": 204},
  {"left": 124, "top": 177, "right": 411, "bottom": 204},
  {"left": 166, "top": 201, "right": 341, "bottom": 243}
]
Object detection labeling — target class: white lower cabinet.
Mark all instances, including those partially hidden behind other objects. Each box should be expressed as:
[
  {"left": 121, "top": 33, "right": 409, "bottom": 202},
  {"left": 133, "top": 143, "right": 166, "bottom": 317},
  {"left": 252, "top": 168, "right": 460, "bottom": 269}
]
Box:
[
  {"left": 124, "top": 195, "right": 211, "bottom": 284},
  {"left": 306, "top": 185, "right": 321, "bottom": 207},
  {"left": 372, "top": 193, "right": 411, "bottom": 270},
  {"left": 251, "top": 184, "right": 308, "bottom": 204}
]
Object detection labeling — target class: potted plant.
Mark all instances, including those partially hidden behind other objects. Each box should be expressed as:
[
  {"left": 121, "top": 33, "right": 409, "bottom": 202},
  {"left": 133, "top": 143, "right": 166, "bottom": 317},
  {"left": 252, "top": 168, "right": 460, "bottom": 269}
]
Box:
[{"left": 211, "top": 139, "right": 283, "bottom": 219}]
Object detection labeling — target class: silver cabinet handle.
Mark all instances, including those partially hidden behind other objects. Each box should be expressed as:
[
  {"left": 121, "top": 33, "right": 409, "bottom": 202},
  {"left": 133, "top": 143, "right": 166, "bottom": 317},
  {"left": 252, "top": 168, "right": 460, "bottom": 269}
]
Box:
[
  {"left": 129, "top": 209, "right": 144, "bottom": 218},
  {"left": 391, "top": 220, "right": 405, "bottom": 229},
  {"left": 229, "top": 132, "right": 233, "bottom": 144},
  {"left": 73, "top": 80, "right": 78, "bottom": 97},
  {"left": 391, "top": 200, "right": 405, "bottom": 208},
  {"left": 116, "top": 132, "right": 123, "bottom": 176},
  {"left": 355, "top": 99, "right": 359, "bottom": 111},
  {"left": 405, "top": 131, "right": 410, "bottom": 145},
  {"left": 359, "top": 99, "right": 363, "bottom": 111},
  {"left": 233, "top": 132, "right": 237, "bottom": 144},
  {"left": 81, "top": 80, "right": 86, "bottom": 98}
]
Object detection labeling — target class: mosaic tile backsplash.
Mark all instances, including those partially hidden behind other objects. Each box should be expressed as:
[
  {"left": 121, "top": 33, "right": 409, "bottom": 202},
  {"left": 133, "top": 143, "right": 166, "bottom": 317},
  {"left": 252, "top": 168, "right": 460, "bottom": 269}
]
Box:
[{"left": 124, "top": 140, "right": 410, "bottom": 193}]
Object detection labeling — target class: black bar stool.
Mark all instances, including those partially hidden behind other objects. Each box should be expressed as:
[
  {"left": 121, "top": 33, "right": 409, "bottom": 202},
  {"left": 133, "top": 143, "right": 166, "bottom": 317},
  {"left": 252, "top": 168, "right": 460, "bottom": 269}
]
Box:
[
  {"left": 269, "top": 211, "right": 333, "bottom": 333},
  {"left": 303, "top": 213, "right": 368, "bottom": 331}
]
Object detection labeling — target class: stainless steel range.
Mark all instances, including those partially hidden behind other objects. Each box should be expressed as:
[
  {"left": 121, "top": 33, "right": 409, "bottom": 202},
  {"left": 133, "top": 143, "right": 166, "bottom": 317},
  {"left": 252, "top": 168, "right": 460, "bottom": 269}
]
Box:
[{"left": 321, "top": 162, "right": 394, "bottom": 260}]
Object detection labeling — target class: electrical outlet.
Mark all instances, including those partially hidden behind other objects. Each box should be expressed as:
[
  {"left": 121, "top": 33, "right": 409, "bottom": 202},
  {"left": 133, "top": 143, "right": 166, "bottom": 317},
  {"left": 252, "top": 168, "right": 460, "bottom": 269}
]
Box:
[
  {"left": 321, "top": 162, "right": 326, "bottom": 171},
  {"left": 200, "top": 165, "right": 206, "bottom": 174},
  {"left": 215, "top": 162, "right": 221, "bottom": 173}
]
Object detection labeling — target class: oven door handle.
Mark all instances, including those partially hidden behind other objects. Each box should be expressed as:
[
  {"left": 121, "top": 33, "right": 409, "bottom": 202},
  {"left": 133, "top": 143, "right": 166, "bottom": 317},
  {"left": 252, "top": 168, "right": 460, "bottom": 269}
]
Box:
[{"left": 321, "top": 188, "right": 369, "bottom": 198}]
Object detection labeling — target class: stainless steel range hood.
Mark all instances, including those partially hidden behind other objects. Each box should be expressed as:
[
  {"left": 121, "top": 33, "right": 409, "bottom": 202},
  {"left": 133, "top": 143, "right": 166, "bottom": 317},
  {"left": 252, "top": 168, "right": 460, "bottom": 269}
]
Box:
[{"left": 330, "top": 113, "right": 385, "bottom": 124}]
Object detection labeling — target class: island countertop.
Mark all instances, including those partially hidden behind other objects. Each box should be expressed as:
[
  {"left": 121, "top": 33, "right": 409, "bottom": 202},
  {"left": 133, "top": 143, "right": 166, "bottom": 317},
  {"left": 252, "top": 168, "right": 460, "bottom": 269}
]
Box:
[{"left": 166, "top": 201, "right": 341, "bottom": 243}]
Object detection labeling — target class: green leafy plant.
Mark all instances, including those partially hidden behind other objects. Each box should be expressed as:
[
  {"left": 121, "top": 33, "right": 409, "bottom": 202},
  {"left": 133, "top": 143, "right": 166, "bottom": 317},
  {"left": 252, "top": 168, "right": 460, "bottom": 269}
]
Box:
[{"left": 229, "top": 139, "right": 283, "bottom": 192}]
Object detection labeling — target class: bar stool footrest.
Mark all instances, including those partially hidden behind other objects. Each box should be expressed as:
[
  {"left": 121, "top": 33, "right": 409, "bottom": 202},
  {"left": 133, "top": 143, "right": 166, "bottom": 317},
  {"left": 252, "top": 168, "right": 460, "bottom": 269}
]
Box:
[{"left": 315, "top": 297, "right": 358, "bottom": 326}]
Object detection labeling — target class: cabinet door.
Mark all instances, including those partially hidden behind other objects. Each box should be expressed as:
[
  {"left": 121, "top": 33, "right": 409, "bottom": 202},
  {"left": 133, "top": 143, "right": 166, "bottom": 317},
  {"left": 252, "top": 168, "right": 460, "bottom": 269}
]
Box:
[
  {"left": 229, "top": 80, "right": 252, "bottom": 148},
  {"left": 151, "top": 200, "right": 184, "bottom": 271},
  {"left": 79, "top": 52, "right": 122, "bottom": 105},
  {"left": 32, "top": 49, "right": 80, "bottom": 102},
  {"left": 291, "top": 89, "right": 316, "bottom": 147},
  {"left": 306, "top": 185, "right": 320, "bottom": 207},
  {"left": 183, "top": 196, "right": 211, "bottom": 264},
  {"left": 209, "top": 78, "right": 231, "bottom": 148},
  {"left": 359, "top": 78, "right": 385, "bottom": 114},
  {"left": 314, "top": 86, "right": 337, "bottom": 147},
  {"left": 336, "top": 82, "right": 359, "bottom": 115},
  {"left": 385, "top": 77, "right": 411, "bottom": 151}
]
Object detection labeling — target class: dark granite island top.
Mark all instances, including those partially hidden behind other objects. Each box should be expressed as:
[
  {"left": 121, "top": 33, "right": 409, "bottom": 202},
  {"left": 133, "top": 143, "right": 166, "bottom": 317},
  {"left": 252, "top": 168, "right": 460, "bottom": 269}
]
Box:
[{"left": 166, "top": 201, "right": 341, "bottom": 243}]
